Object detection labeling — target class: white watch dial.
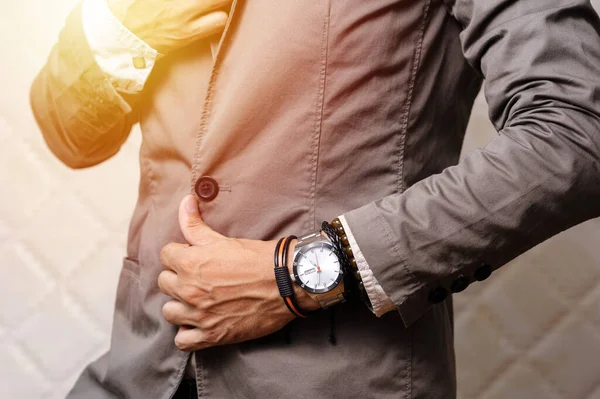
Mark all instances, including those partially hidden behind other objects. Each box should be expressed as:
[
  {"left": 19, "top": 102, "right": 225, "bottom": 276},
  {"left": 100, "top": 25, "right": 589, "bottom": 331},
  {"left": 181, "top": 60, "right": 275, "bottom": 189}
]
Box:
[{"left": 293, "top": 242, "right": 342, "bottom": 294}]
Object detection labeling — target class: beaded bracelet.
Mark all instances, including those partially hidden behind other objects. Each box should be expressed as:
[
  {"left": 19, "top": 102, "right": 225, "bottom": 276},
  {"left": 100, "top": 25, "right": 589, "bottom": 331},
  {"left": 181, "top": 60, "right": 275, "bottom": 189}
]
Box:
[{"left": 329, "top": 218, "right": 373, "bottom": 311}]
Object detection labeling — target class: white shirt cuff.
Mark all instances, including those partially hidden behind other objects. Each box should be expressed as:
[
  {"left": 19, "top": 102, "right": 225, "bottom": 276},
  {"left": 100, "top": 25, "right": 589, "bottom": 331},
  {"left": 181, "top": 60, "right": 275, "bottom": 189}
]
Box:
[
  {"left": 81, "top": 0, "right": 158, "bottom": 92},
  {"left": 338, "top": 215, "right": 396, "bottom": 317}
]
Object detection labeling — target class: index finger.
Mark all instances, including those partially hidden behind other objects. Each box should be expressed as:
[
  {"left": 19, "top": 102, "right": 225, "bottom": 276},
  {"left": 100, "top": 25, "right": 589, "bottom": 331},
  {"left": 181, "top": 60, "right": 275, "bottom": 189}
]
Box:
[{"left": 159, "top": 242, "right": 191, "bottom": 272}]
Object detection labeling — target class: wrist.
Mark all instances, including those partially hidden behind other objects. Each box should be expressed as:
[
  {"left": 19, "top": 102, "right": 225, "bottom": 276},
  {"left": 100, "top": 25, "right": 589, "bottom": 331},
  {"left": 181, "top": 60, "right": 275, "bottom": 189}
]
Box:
[{"left": 285, "top": 239, "right": 321, "bottom": 312}]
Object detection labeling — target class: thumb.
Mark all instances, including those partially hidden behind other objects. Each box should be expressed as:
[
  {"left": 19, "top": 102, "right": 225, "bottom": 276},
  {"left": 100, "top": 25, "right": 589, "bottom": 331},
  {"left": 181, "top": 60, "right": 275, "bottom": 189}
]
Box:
[{"left": 179, "top": 195, "right": 222, "bottom": 246}]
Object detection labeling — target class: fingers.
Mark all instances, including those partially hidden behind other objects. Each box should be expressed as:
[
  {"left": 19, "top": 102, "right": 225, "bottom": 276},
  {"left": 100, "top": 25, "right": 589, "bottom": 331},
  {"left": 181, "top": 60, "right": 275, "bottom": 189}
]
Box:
[
  {"left": 187, "top": 11, "right": 229, "bottom": 41},
  {"left": 157, "top": 270, "right": 181, "bottom": 300},
  {"left": 162, "top": 299, "right": 198, "bottom": 327},
  {"left": 175, "top": 325, "right": 211, "bottom": 351},
  {"left": 159, "top": 242, "right": 190, "bottom": 272}
]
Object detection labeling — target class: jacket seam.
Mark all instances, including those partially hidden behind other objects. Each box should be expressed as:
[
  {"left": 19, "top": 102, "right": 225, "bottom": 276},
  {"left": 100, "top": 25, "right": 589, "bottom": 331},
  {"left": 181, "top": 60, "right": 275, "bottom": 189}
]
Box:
[
  {"left": 186, "top": 2, "right": 240, "bottom": 397},
  {"left": 190, "top": 0, "right": 240, "bottom": 193},
  {"left": 191, "top": 65, "right": 218, "bottom": 191},
  {"left": 376, "top": 208, "right": 418, "bottom": 398},
  {"left": 142, "top": 138, "right": 158, "bottom": 212},
  {"left": 195, "top": 353, "right": 205, "bottom": 399},
  {"left": 372, "top": 209, "right": 420, "bottom": 393},
  {"left": 406, "top": 327, "right": 413, "bottom": 399},
  {"left": 310, "top": 3, "right": 331, "bottom": 230},
  {"left": 398, "top": 0, "right": 431, "bottom": 193},
  {"left": 166, "top": 352, "right": 191, "bottom": 399},
  {"left": 375, "top": 210, "right": 424, "bottom": 307}
]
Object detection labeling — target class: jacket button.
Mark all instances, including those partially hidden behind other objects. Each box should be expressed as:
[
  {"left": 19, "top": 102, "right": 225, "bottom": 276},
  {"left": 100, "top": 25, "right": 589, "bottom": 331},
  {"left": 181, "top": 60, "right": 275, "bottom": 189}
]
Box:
[
  {"left": 195, "top": 176, "right": 219, "bottom": 201},
  {"left": 450, "top": 275, "right": 469, "bottom": 293},
  {"left": 428, "top": 287, "right": 449, "bottom": 304},
  {"left": 474, "top": 263, "right": 492, "bottom": 281}
]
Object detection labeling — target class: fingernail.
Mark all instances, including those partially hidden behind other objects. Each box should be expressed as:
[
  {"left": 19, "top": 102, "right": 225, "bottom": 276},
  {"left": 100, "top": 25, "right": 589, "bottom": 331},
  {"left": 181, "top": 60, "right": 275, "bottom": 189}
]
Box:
[{"left": 185, "top": 195, "right": 198, "bottom": 214}]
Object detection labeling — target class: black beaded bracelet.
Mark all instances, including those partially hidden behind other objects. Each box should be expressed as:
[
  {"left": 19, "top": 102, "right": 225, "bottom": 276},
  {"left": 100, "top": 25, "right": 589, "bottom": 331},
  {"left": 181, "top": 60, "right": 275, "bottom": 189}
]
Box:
[
  {"left": 327, "top": 219, "right": 373, "bottom": 311},
  {"left": 274, "top": 235, "right": 308, "bottom": 318}
]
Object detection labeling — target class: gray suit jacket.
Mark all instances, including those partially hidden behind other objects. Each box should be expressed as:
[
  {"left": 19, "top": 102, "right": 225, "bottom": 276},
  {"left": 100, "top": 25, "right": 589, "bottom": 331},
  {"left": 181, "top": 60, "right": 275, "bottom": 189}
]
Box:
[{"left": 30, "top": 0, "right": 600, "bottom": 397}]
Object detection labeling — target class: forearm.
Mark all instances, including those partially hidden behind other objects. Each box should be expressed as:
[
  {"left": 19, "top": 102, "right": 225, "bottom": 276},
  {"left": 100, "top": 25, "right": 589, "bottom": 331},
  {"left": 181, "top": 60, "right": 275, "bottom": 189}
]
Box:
[
  {"left": 30, "top": 2, "right": 138, "bottom": 169},
  {"left": 343, "top": 0, "right": 600, "bottom": 326}
]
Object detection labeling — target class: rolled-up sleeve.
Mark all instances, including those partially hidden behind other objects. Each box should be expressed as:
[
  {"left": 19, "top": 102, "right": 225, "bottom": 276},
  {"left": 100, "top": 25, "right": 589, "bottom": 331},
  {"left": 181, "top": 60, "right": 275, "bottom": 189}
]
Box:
[
  {"left": 342, "top": 0, "right": 600, "bottom": 327},
  {"left": 30, "top": 2, "right": 140, "bottom": 169},
  {"left": 81, "top": 0, "right": 158, "bottom": 92}
]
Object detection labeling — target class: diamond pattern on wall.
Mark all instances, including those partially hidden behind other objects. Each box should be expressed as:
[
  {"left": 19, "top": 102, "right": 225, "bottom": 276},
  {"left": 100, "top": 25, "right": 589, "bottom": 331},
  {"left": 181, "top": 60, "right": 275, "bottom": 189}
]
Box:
[
  {"left": 2, "top": 1, "right": 600, "bottom": 398},
  {"left": 0, "top": 344, "right": 52, "bottom": 398},
  {"left": 19, "top": 194, "right": 109, "bottom": 278},
  {"left": 13, "top": 290, "right": 106, "bottom": 382},
  {"left": 0, "top": 139, "right": 59, "bottom": 228},
  {"left": 0, "top": 241, "right": 54, "bottom": 329},
  {"left": 65, "top": 241, "right": 126, "bottom": 328}
]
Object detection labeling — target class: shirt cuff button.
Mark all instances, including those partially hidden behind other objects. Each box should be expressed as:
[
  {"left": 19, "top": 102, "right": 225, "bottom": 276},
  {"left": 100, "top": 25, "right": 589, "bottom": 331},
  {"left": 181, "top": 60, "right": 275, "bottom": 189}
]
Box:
[
  {"left": 450, "top": 275, "right": 469, "bottom": 293},
  {"left": 132, "top": 56, "right": 146, "bottom": 69}
]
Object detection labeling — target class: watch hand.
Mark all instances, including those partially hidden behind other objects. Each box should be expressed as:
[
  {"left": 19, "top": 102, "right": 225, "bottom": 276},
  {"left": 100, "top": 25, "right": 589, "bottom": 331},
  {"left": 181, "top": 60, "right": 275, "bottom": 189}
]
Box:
[
  {"left": 315, "top": 253, "right": 322, "bottom": 287},
  {"left": 315, "top": 253, "right": 321, "bottom": 273}
]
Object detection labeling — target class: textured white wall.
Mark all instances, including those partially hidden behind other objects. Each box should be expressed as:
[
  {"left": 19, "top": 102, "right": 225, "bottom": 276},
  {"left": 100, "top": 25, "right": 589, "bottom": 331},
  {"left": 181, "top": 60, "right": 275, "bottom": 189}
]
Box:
[{"left": 1, "top": 1, "right": 600, "bottom": 398}]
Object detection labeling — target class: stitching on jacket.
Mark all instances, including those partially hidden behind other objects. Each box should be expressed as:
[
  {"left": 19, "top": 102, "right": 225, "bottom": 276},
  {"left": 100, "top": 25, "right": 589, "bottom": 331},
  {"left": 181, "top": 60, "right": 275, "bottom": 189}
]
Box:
[
  {"left": 186, "top": 2, "right": 240, "bottom": 397},
  {"left": 406, "top": 327, "right": 413, "bottom": 399},
  {"left": 190, "top": 0, "right": 240, "bottom": 194},
  {"left": 143, "top": 141, "right": 158, "bottom": 211},
  {"left": 375, "top": 211, "right": 424, "bottom": 303},
  {"left": 168, "top": 352, "right": 191, "bottom": 399},
  {"left": 398, "top": 0, "right": 431, "bottom": 193},
  {"left": 190, "top": 65, "right": 218, "bottom": 192},
  {"left": 195, "top": 353, "right": 204, "bottom": 399},
  {"left": 373, "top": 209, "right": 419, "bottom": 396},
  {"left": 309, "top": 3, "right": 331, "bottom": 230}
]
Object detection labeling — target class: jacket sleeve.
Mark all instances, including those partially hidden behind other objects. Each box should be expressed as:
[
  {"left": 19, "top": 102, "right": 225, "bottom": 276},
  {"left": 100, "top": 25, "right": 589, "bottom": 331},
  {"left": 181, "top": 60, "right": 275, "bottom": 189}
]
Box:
[
  {"left": 342, "top": 0, "right": 600, "bottom": 327},
  {"left": 30, "top": 2, "right": 139, "bottom": 169}
]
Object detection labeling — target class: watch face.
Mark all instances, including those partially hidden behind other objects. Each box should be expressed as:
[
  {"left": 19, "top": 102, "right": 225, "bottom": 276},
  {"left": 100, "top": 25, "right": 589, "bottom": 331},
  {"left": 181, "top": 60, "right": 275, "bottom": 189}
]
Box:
[{"left": 293, "top": 241, "right": 343, "bottom": 294}]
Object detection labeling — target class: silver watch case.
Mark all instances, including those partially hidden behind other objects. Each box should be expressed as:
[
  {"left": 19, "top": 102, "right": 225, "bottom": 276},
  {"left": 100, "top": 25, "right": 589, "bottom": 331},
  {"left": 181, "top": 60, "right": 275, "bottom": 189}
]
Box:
[{"left": 291, "top": 233, "right": 344, "bottom": 295}]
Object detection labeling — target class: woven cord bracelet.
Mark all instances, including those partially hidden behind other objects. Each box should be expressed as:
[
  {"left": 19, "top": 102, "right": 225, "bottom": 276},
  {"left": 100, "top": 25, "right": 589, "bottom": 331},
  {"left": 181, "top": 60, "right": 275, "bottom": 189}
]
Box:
[{"left": 274, "top": 235, "right": 308, "bottom": 318}]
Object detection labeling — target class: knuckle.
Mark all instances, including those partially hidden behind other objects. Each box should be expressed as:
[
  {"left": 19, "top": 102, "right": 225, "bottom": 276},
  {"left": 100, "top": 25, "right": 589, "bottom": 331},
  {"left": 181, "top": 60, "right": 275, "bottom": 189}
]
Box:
[
  {"left": 179, "top": 285, "right": 199, "bottom": 304},
  {"left": 202, "top": 329, "right": 219, "bottom": 345},
  {"left": 179, "top": 256, "right": 195, "bottom": 272},
  {"left": 196, "top": 298, "right": 210, "bottom": 311}
]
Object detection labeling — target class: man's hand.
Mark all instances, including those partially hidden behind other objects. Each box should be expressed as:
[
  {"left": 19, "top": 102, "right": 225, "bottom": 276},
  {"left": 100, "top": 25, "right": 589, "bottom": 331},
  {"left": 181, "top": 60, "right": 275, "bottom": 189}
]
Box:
[
  {"left": 107, "top": 0, "right": 232, "bottom": 54},
  {"left": 158, "top": 195, "right": 320, "bottom": 351}
]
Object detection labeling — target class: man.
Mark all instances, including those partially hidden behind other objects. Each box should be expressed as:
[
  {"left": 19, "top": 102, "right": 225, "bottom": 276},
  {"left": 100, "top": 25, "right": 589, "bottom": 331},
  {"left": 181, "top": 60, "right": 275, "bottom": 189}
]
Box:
[{"left": 30, "top": 0, "right": 600, "bottom": 398}]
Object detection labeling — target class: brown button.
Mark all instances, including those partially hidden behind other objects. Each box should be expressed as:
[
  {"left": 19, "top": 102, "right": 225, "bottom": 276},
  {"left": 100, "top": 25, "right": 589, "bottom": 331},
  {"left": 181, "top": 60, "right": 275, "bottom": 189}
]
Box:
[{"left": 195, "top": 176, "right": 219, "bottom": 201}]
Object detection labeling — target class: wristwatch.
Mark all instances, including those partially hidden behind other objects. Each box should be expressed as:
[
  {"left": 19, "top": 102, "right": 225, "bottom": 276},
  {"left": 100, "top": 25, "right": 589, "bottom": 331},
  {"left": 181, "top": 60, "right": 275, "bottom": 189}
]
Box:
[{"left": 291, "top": 230, "right": 346, "bottom": 309}]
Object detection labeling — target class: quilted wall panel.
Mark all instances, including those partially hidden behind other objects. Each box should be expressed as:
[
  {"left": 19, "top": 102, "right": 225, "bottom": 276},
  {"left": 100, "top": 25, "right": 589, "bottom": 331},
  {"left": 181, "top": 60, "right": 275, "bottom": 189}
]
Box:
[{"left": 1, "top": 1, "right": 599, "bottom": 398}]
